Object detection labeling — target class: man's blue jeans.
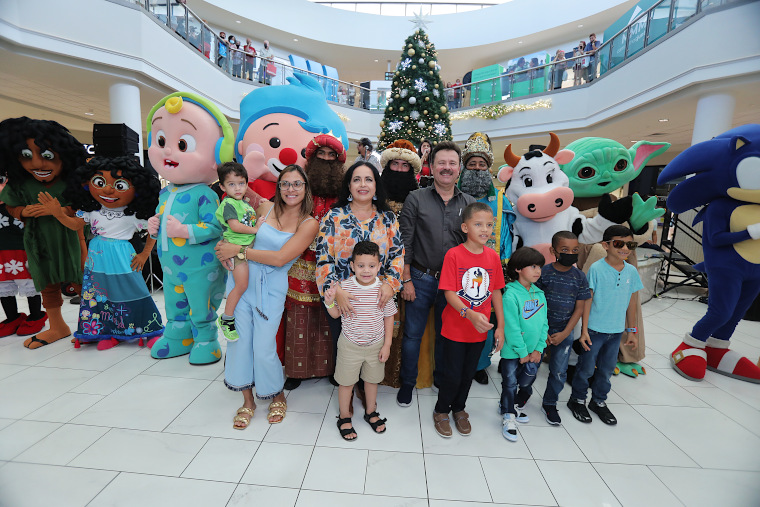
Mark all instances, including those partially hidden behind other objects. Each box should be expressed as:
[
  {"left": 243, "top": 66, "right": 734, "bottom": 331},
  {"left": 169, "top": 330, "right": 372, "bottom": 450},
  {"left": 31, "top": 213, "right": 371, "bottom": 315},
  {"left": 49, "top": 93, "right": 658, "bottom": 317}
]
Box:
[
  {"left": 570, "top": 330, "right": 621, "bottom": 403},
  {"left": 400, "top": 267, "right": 447, "bottom": 388},
  {"left": 542, "top": 330, "right": 574, "bottom": 406}
]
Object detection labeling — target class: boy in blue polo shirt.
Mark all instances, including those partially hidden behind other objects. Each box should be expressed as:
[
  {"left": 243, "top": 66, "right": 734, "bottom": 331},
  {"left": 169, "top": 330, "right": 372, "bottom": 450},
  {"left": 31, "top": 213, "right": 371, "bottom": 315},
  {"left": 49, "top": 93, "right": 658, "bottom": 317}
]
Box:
[{"left": 568, "top": 225, "right": 643, "bottom": 425}]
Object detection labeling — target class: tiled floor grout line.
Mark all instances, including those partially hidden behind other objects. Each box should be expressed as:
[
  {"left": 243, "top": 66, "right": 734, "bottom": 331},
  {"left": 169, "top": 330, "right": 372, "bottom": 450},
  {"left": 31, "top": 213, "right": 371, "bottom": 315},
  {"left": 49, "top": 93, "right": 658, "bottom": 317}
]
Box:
[
  {"left": 84, "top": 470, "right": 122, "bottom": 507},
  {"left": 645, "top": 464, "right": 688, "bottom": 507}
]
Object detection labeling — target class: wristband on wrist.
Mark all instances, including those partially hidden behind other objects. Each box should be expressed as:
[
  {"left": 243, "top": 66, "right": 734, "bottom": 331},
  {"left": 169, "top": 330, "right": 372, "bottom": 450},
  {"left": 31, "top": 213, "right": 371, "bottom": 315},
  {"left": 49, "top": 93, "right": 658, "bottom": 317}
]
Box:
[
  {"left": 459, "top": 307, "right": 468, "bottom": 318},
  {"left": 625, "top": 327, "right": 637, "bottom": 333},
  {"left": 325, "top": 301, "right": 336, "bottom": 309},
  {"left": 402, "top": 278, "right": 412, "bottom": 284}
]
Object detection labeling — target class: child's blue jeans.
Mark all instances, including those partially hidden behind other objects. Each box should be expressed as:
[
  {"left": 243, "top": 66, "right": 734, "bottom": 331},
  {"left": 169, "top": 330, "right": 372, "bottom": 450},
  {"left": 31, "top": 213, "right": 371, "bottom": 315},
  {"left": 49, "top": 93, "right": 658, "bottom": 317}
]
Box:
[
  {"left": 542, "top": 330, "right": 574, "bottom": 406},
  {"left": 570, "top": 330, "right": 621, "bottom": 404},
  {"left": 499, "top": 358, "right": 539, "bottom": 415}
]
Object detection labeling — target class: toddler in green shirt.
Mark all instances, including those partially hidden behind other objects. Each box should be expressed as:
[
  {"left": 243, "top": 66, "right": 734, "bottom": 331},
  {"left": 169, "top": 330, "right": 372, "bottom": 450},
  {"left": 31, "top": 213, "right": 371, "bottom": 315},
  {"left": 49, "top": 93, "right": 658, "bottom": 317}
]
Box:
[{"left": 214, "top": 162, "right": 258, "bottom": 341}]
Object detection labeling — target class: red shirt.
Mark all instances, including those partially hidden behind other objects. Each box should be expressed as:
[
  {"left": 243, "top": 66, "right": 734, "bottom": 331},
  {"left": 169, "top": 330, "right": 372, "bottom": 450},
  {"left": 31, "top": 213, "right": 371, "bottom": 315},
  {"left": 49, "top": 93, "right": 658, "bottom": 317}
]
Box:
[{"left": 438, "top": 244, "right": 505, "bottom": 343}]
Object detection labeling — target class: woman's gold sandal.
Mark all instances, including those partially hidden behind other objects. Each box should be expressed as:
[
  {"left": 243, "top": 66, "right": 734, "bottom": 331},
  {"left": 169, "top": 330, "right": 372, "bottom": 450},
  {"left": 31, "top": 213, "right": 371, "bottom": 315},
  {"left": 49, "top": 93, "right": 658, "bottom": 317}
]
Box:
[
  {"left": 267, "top": 401, "right": 287, "bottom": 424},
  {"left": 233, "top": 407, "right": 255, "bottom": 430}
]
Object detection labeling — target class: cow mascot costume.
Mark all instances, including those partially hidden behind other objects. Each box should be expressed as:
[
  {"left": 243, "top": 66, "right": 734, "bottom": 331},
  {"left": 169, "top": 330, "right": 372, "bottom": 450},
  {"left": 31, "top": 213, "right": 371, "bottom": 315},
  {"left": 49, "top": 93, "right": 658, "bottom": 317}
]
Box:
[
  {"left": 146, "top": 92, "right": 234, "bottom": 365},
  {"left": 497, "top": 133, "right": 638, "bottom": 262},
  {"left": 658, "top": 124, "right": 760, "bottom": 383}
]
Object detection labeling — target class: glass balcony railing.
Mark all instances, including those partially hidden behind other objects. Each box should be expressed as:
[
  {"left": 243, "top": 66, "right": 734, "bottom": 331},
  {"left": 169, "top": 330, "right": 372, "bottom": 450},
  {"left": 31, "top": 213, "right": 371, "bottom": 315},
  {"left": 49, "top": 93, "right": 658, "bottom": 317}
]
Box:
[
  {"left": 442, "top": 0, "right": 739, "bottom": 111},
  {"left": 126, "top": 0, "right": 739, "bottom": 113}
]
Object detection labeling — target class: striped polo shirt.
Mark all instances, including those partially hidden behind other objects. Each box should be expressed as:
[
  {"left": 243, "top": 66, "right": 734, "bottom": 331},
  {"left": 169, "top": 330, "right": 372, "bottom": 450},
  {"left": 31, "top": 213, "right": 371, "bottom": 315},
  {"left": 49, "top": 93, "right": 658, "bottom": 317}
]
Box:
[{"left": 340, "top": 276, "right": 397, "bottom": 346}]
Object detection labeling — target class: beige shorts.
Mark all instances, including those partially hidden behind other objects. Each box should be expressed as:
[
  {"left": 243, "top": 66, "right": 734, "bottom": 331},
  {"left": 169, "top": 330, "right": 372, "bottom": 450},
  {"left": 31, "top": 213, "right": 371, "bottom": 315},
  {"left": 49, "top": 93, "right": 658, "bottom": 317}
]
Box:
[{"left": 334, "top": 332, "right": 386, "bottom": 386}]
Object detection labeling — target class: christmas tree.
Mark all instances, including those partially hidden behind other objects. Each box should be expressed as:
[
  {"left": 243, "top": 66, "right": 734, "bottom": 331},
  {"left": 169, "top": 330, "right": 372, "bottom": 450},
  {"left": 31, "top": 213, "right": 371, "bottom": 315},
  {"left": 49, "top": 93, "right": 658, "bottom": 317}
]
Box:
[{"left": 378, "top": 28, "right": 452, "bottom": 150}]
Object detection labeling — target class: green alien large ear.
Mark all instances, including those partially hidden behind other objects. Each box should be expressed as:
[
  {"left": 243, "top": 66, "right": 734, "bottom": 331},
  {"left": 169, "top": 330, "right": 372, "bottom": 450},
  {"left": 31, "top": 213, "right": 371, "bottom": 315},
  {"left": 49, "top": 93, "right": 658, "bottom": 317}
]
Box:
[{"left": 629, "top": 141, "right": 671, "bottom": 175}]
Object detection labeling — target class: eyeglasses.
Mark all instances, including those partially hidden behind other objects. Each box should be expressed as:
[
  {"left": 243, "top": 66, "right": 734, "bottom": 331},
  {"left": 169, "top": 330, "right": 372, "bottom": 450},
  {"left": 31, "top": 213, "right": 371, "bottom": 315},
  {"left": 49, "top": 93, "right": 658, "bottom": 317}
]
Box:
[
  {"left": 606, "top": 240, "right": 637, "bottom": 250},
  {"left": 278, "top": 180, "right": 305, "bottom": 190},
  {"left": 90, "top": 175, "right": 131, "bottom": 192}
]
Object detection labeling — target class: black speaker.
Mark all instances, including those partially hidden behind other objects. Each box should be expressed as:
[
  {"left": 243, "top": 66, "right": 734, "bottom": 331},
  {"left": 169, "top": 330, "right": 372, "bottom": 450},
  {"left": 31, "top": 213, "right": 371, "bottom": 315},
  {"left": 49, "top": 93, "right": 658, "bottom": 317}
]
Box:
[{"left": 93, "top": 123, "right": 139, "bottom": 157}]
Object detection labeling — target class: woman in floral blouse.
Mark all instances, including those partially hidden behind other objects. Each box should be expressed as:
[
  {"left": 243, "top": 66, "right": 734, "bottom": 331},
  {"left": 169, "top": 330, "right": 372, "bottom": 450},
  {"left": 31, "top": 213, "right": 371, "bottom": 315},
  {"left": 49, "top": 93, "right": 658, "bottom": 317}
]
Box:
[{"left": 315, "top": 161, "right": 404, "bottom": 385}]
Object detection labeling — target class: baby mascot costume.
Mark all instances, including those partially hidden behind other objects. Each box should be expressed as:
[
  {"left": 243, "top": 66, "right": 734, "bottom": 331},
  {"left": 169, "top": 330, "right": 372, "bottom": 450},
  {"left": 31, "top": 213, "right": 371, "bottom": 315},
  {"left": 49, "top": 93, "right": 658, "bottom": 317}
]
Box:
[
  {"left": 658, "top": 124, "right": 760, "bottom": 383},
  {"left": 146, "top": 92, "right": 234, "bottom": 364}
]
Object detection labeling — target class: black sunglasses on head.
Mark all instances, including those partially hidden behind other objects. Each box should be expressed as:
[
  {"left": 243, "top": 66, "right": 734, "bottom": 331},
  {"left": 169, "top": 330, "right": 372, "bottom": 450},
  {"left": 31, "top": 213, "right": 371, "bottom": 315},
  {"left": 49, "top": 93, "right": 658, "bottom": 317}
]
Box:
[{"left": 606, "top": 240, "right": 637, "bottom": 250}]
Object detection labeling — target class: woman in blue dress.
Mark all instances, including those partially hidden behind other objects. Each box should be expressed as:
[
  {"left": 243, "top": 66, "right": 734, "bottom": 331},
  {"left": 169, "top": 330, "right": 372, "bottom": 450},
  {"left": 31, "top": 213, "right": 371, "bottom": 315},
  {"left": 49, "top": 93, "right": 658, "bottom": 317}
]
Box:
[{"left": 215, "top": 165, "right": 318, "bottom": 429}]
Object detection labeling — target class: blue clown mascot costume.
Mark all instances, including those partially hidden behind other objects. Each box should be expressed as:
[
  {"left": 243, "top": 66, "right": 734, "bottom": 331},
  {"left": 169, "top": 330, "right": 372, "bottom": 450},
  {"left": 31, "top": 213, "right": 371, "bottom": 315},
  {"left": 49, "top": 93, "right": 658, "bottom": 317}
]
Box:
[
  {"left": 146, "top": 93, "right": 234, "bottom": 365},
  {"left": 658, "top": 124, "right": 760, "bottom": 383}
]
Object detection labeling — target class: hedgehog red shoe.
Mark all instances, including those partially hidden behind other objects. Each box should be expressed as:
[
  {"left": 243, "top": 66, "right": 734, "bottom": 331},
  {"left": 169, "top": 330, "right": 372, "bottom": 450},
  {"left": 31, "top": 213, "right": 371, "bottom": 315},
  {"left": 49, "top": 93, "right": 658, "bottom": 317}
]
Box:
[
  {"left": 0, "top": 313, "right": 27, "bottom": 338},
  {"left": 16, "top": 313, "right": 48, "bottom": 336},
  {"left": 705, "top": 337, "right": 760, "bottom": 384},
  {"left": 671, "top": 334, "right": 707, "bottom": 381}
]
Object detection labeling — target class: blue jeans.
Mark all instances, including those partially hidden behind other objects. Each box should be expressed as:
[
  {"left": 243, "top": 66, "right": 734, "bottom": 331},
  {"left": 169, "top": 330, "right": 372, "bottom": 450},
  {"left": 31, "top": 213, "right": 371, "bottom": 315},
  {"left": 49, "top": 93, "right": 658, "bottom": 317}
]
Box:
[
  {"left": 499, "top": 358, "right": 538, "bottom": 415},
  {"left": 400, "top": 267, "right": 447, "bottom": 388},
  {"left": 570, "top": 330, "right": 621, "bottom": 403},
  {"left": 542, "top": 330, "right": 574, "bottom": 406}
]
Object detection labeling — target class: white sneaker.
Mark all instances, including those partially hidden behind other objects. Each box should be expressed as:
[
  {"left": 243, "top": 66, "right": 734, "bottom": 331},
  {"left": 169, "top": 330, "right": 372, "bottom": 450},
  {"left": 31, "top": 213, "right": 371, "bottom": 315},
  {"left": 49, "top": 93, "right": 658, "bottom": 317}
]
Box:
[
  {"left": 502, "top": 413, "right": 518, "bottom": 441},
  {"left": 514, "top": 404, "right": 530, "bottom": 423}
]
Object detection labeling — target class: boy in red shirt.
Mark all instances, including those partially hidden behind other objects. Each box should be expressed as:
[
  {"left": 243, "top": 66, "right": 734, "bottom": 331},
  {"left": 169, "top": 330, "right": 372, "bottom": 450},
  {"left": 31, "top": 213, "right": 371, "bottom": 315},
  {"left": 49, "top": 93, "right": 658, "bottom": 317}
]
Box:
[{"left": 434, "top": 202, "right": 505, "bottom": 437}]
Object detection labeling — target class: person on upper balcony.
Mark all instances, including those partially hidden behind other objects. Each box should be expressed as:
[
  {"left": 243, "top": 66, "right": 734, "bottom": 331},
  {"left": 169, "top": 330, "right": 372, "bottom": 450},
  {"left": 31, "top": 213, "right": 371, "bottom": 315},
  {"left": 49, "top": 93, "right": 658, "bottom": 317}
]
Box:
[{"left": 258, "top": 40, "right": 273, "bottom": 85}]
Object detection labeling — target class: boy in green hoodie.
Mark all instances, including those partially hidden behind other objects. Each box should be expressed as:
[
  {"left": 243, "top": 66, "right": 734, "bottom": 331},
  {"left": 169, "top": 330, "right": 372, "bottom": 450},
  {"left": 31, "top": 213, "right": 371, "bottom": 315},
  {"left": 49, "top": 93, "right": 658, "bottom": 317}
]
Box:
[{"left": 500, "top": 247, "right": 549, "bottom": 442}]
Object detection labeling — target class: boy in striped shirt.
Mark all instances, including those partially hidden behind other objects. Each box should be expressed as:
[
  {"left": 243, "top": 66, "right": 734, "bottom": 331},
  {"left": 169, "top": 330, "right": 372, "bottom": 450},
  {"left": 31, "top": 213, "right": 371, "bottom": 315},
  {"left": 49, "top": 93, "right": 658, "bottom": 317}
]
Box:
[{"left": 324, "top": 241, "right": 397, "bottom": 441}]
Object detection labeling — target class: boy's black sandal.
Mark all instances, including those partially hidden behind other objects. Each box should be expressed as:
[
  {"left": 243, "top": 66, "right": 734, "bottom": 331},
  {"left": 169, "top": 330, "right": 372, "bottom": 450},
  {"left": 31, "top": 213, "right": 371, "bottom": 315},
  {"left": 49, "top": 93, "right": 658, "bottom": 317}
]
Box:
[
  {"left": 337, "top": 417, "right": 357, "bottom": 441},
  {"left": 588, "top": 401, "right": 617, "bottom": 425},
  {"left": 363, "top": 411, "right": 387, "bottom": 433},
  {"left": 567, "top": 399, "right": 592, "bottom": 423}
]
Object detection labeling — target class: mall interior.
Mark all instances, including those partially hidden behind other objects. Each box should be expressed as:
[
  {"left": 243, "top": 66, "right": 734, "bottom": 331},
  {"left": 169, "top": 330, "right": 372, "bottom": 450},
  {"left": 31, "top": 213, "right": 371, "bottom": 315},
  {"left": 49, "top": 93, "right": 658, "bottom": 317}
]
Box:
[{"left": 0, "top": 0, "right": 759, "bottom": 506}]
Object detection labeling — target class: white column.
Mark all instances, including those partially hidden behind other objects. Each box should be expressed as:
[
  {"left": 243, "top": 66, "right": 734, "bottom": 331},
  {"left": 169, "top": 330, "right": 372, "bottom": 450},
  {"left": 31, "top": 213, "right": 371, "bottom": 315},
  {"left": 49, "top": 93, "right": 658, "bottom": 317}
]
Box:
[
  {"left": 691, "top": 93, "right": 735, "bottom": 145},
  {"left": 108, "top": 82, "right": 143, "bottom": 164}
]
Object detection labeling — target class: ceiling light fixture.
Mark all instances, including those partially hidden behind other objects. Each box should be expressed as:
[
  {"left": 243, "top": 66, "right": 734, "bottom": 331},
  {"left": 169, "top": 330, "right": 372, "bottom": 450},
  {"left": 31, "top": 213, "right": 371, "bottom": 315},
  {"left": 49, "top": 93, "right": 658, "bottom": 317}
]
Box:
[
  {"left": 85, "top": 110, "right": 94, "bottom": 116},
  {"left": 235, "top": 20, "right": 241, "bottom": 24},
  {"left": 518, "top": 41, "right": 523, "bottom": 44},
  {"left": 659, "top": 118, "right": 669, "bottom": 122},
  {"left": 293, "top": 38, "right": 298, "bottom": 42},
  {"left": 374, "top": 59, "right": 378, "bottom": 62},
  {"left": 578, "top": 24, "right": 584, "bottom": 28}
]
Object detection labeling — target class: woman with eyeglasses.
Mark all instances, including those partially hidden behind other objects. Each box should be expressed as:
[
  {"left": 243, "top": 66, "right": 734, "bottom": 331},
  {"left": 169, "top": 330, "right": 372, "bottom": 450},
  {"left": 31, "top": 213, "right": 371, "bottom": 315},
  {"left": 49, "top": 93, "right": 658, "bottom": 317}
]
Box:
[
  {"left": 315, "top": 162, "right": 404, "bottom": 391},
  {"left": 215, "top": 165, "right": 318, "bottom": 429}
]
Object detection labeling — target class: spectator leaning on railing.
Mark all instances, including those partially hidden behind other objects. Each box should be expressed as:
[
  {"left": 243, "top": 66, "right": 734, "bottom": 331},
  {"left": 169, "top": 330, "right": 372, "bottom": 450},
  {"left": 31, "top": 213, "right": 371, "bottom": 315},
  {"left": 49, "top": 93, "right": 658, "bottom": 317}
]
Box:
[{"left": 586, "top": 33, "right": 600, "bottom": 81}]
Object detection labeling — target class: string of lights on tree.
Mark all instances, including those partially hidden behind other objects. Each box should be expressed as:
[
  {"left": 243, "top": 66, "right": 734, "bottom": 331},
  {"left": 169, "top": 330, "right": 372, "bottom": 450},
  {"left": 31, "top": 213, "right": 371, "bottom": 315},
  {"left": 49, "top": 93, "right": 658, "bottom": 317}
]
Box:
[{"left": 378, "top": 28, "right": 452, "bottom": 149}]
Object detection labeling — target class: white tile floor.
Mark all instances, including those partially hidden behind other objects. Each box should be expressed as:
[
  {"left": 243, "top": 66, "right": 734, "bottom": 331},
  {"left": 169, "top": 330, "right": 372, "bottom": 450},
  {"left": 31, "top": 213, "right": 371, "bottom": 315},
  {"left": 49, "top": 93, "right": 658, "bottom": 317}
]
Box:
[{"left": 1, "top": 288, "right": 759, "bottom": 507}]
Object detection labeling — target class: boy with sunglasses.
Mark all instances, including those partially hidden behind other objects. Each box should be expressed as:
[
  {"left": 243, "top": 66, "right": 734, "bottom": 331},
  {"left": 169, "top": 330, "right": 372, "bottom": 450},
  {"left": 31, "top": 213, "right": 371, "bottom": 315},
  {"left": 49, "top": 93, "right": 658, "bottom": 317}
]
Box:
[{"left": 567, "top": 225, "right": 643, "bottom": 425}]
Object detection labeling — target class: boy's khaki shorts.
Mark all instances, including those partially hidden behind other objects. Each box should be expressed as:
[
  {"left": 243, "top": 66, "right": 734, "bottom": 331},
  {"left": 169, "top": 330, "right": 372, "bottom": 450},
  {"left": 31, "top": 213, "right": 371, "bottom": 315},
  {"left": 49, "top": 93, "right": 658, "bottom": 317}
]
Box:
[{"left": 334, "top": 332, "right": 385, "bottom": 386}]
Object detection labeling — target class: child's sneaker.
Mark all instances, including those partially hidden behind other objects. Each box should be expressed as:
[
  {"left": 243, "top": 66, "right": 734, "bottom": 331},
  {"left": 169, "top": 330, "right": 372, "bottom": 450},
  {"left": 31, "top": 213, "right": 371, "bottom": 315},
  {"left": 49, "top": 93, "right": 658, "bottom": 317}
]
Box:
[
  {"left": 396, "top": 385, "right": 413, "bottom": 407},
  {"left": 502, "top": 413, "right": 518, "bottom": 441},
  {"left": 514, "top": 404, "right": 530, "bottom": 423},
  {"left": 588, "top": 400, "right": 617, "bottom": 425},
  {"left": 542, "top": 404, "right": 561, "bottom": 425},
  {"left": 218, "top": 316, "right": 239, "bottom": 342},
  {"left": 567, "top": 398, "right": 592, "bottom": 423}
]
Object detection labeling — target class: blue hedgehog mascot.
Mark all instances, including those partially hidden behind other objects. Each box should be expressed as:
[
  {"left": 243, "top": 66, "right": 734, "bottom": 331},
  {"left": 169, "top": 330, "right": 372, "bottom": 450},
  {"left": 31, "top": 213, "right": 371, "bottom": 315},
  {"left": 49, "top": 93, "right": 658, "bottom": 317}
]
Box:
[{"left": 658, "top": 124, "right": 760, "bottom": 383}]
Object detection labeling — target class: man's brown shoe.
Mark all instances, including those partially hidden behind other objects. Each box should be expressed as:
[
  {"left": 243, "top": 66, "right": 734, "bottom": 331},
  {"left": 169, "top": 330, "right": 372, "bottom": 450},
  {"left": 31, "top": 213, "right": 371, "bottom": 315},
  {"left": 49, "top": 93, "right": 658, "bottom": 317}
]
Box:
[
  {"left": 453, "top": 410, "right": 471, "bottom": 435},
  {"left": 433, "top": 412, "right": 452, "bottom": 438}
]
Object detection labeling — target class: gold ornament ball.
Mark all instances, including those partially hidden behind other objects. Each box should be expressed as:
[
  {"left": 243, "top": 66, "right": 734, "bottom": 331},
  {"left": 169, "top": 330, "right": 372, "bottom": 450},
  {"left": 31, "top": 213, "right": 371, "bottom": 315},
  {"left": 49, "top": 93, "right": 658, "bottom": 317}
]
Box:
[
  {"left": 421, "top": 52, "right": 426, "bottom": 58},
  {"left": 395, "top": 71, "right": 399, "bottom": 76},
  {"left": 434, "top": 84, "right": 439, "bottom": 89},
  {"left": 388, "top": 106, "right": 393, "bottom": 111},
  {"left": 408, "top": 48, "right": 415, "bottom": 56},
  {"left": 423, "top": 109, "right": 428, "bottom": 115},
  {"left": 394, "top": 94, "right": 399, "bottom": 99},
  {"left": 433, "top": 141, "right": 438, "bottom": 145},
  {"left": 393, "top": 81, "right": 398, "bottom": 86},
  {"left": 425, "top": 97, "right": 430, "bottom": 102},
  {"left": 399, "top": 106, "right": 404, "bottom": 111},
  {"left": 412, "top": 65, "right": 417, "bottom": 70},
  {"left": 379, "top": 121, "right": 385, "bottom": 127},
  {"left": 428, "top": 126, "right": 433, "bottom": 130},
  {"left": 414, "top": 29, "right": 419, "bottom": 34},
  {"left": 407, "top": 129, "right": 413, "bottom": 134},
  {"left": 429, "top": 71, "right": 433, "bottom": 75},
  {"left": 440, "top": 106, "right": 447, "bottom": 113},
  {"left": 434, "top": 114, "right": 439, "bottom": 119},
  {"left": 404, "top": 116, "right": 409, "bottom": 121},
  {"left": 408, "top": 43, "right": 413, "bottom": 48},
  {"left": 429, "top": 61, "right": 436, "bottom": 68}
]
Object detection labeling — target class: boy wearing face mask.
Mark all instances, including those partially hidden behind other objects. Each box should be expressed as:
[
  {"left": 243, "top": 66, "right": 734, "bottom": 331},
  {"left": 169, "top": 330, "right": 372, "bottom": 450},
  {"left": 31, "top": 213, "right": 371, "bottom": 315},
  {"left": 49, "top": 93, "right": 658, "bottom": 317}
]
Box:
[{"left": 535, "top": 231, "right": 590, "bottom": 425}]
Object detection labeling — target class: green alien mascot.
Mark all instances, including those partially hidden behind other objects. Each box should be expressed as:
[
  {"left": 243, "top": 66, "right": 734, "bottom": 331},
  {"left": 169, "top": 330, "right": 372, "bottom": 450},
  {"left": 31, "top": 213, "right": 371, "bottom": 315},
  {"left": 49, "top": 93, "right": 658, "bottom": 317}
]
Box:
[{"left": 560, "top": 137, "right": 669, "bottom": 377}]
